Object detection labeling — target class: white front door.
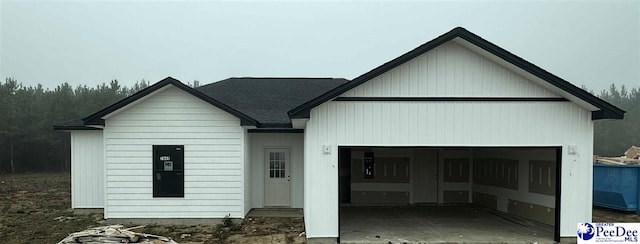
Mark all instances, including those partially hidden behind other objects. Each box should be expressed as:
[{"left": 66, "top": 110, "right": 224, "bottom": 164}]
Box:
[{"left": 264, "top": 148, "right": 291, "bottom": 207}]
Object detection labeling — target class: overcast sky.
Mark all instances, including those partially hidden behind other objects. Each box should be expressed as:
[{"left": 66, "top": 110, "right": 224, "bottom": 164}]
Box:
[{"left": 1, "top": 1, "right": 639, "bottom": 92}]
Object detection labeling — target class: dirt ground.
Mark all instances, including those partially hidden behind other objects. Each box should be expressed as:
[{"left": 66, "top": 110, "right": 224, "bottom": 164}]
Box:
[
  {"left": 0, "top": 173, "right": 305, "bottom": 244},
  {"left": 593, "top": 206, "right": 640, "bottom": 222},
  {"left": 4, "top": 173, "right": 640, "bottom": 244}
]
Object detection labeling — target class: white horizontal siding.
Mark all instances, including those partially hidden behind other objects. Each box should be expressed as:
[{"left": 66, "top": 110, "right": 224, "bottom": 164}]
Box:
[
  {"left": 106, "top": 158, "right": 237, "bottom": 165},
  {"left": 108, "top": 210, "right": 241, "bottom": 218},
  {"left": 71, "top": 130, "right": 104, "bottom": 208},
  {"left": 107, "top": 193, "right": 240, "bottom": 200},
  {"left": 106, "top": 151, "right": 241, "bottom": 158},
  {"left": 107, "top": 120, "right": 240, "bottom": 127},
  {"left": 106, "top": 127, "right": 241, "bottom": 133},
  {"left": 104, "top": 85, "right": 245, "bottom": 219},
  {"left": 342, "top": 42, "right": 559, "bottom": 98},
  {"left": 107, "top": 169, "right": 241, "bottom": 176}
]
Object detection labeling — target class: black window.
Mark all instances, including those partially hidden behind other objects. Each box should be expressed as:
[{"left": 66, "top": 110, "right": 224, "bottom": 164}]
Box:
[{"left": 153, "top": 145, "right": 184, "bottom": 197}]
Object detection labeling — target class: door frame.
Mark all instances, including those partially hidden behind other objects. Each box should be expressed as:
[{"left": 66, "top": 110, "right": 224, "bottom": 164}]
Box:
[{"left": 263, "top": 147, "right": 292, "bottom": 207}]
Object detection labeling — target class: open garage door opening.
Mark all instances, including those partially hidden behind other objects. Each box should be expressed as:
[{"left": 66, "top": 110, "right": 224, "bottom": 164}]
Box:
[{"left": 338, "top": 146, "right": 561, "bottom": 243}]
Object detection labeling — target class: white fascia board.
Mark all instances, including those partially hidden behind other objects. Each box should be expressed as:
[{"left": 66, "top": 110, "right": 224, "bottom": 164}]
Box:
[{"left": 291, "top": 119, "right": 308, "bottom": 129}]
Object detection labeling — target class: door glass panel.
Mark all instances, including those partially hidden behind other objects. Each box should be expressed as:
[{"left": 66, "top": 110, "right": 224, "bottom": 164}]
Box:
[{"left": 269, "top": 151, "right": 286, "bottom": 178}]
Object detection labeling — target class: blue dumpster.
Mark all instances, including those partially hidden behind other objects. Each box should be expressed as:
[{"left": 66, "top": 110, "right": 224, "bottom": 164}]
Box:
[{"left": 593, "top": 163, "right": 640, "bottom": 213}]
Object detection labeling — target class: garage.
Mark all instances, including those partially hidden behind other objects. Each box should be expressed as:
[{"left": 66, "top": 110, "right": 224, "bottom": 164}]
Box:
[
  {"left": 338, "top": 147, "right": 560, "bottom": 243},
  {"left": 291, "top": 28, "right": 624, "bottom": 242}
]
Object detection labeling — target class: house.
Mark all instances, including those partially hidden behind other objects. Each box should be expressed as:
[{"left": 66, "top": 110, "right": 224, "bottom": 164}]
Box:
[{"left": 54, "top": 27, "right": 625, "bottom": 243}]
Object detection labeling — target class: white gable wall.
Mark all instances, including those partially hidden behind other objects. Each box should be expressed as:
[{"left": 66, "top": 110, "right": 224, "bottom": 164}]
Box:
[
  {"left": 103, "top": 85, "right": 246, "bottom": 219},
  {"left": 342, "top": 42, "right": 560, "bottom": 98},
  {"left": 71, "top": 130, "right": 104, "bottom": 208},
  {"left": 304, "top": 42, "right": 593, "bottom": 238}
]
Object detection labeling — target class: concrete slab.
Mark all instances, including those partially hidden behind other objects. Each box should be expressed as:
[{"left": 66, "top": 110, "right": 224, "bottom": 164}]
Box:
[
  {"left": 247, "top": 208, "right": 303, "bottom": 218},
  {"left": 340, "top": 205, "right": 554, "bottom": 244}
]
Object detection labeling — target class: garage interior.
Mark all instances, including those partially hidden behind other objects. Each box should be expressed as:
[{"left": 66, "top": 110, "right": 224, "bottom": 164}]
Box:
[{"left": 338, "top": 147, "right": 560, "bottom": 243}]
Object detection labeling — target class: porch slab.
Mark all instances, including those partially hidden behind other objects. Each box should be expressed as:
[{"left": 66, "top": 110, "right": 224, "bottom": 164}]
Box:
[
  {"left": 340, "top": 205, "right": 554, "bottom": 243},
  {"left": 246, "top": 208, "right": 303, "bottom": 218}
]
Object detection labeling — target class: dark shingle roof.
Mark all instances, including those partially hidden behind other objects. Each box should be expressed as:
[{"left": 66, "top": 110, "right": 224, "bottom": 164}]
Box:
[{"left": 196, "top": 78, "right": 348, "bottom": 127}]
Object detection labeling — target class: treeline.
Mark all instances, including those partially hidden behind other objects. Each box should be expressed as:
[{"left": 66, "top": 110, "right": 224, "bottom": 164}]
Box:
[
  {"left": 0, "top": 78, "right": 638, "bottom": 172},
  {"left": 0, "top": 78, "right": 148, "bottom": 172},
  {"left": 0, "top": 78, "right": 200, "bottom": 173},
  {"left": 592, "top": 84, "right": 640, "bottom": 156}
]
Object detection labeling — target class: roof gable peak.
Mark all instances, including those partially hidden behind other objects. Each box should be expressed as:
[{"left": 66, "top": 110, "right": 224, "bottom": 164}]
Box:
[
  {"left": 288, "top": 27, "right": 624, "bottom": 120},
  {"left": 82, "top": 76, "right": 258, "bottom": 127}
]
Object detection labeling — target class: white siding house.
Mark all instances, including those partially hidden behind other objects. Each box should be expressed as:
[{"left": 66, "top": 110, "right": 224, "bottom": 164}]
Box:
[
  {"left": 101, "top": 85, "right": 247, "bottom": 219},
  {"left": 55, "top": 27, "right": 625, "bottom": 242}
]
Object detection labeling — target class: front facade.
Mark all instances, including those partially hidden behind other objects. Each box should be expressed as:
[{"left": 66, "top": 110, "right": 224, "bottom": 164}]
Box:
[{"left": 55, "top": 27, "right": 624, "bottom": 241}]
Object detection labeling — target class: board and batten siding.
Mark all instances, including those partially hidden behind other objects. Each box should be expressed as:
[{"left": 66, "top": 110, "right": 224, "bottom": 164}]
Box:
[
  {"left": 103, "top": 85, "right": 246, "bottom": 219},
  {"left": 71, "top": 130, "right": 104, "bottom": 208},
  {"left": 342, "top": 42, "right": 560, "bottom": 98},
  {"left": 303, "top": 42, "right": 594, "bottom": 238}
]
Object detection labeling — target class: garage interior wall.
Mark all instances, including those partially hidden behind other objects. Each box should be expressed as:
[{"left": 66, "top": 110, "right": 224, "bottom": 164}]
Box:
[
  {"left": 348, "top": 148, "right": 438, "bottom": 204},
  {"left": 344, "top": 147, "right": 557, "bottom": 225},
  {"left": 469, "top": 148, "right": 556, "bottom": 225}
]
